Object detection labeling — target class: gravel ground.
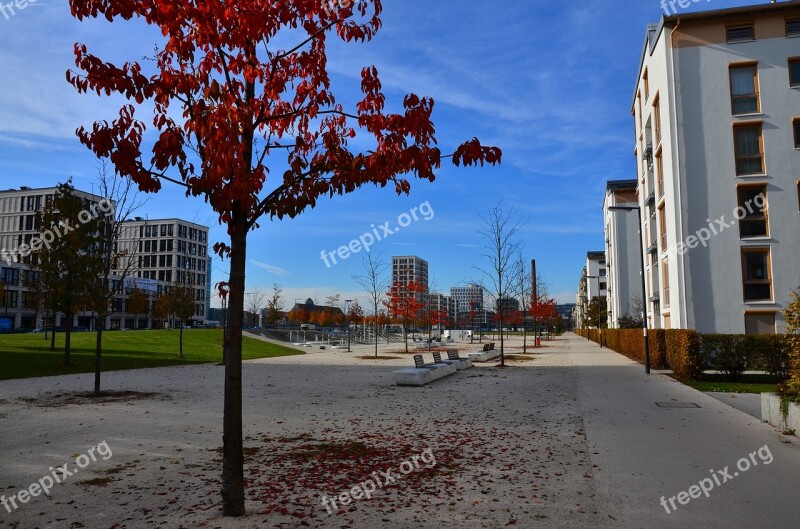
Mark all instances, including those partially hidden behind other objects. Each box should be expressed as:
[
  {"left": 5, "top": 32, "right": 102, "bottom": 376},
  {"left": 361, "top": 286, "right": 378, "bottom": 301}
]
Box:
[{"left": 0, "top": 336, "right": 609, "bottom": 529}]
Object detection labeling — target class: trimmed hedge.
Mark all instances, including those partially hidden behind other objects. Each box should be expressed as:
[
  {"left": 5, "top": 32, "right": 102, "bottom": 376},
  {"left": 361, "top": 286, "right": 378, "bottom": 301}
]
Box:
[
  {"left": 665, "top": 329, "right": 703, "bottom": 381},
  {"left": 582, "top": 327, "right": 789, "bottom": 382}
]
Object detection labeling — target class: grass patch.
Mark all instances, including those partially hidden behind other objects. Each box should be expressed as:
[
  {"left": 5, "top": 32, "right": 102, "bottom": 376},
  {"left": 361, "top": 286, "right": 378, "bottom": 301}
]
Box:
[
  {"left": 0, "top": 329, "right": 302, "bottom": 381},
  {"left": 685, "top": 373, "right": 778, "bottom": 394}
]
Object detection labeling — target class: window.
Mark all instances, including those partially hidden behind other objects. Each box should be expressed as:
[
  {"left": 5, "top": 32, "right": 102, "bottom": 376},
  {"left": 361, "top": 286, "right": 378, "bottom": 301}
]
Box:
[
  {"left": 729, "top": 65, "right": 759, "bottom": 114},
  {"left": 791, "top": 59, "right": 800, "bottom": 88},
  {"left": 658, "top": 205, "right": 667, "bottom": 250},
  {"left": 787, "top": 18, "right": 800, "bottom": 37},
  {"left": 727, "top": 24, "right": 755, "bottom": 43},
  {"left": 745, "top": 312, "right": 775, "bottom": 335},
  {"left": 662, "top": 260, "right": 670, "bottom": 307},
  {"left": 656, "top": 155, "right": 664, "bottom": 197},
  {"left": 733, "top": 125, "right": 764, "bottom": 175},
  {"left": 741, "top": 248, "right": 772, "bottom": 301},
  {"left": 795, "top": 119, "right": 800, "bottom": 148},
  {"left": 643, "top": 69, "right": 649, "bottom": 102},
  {"left": 737, "top": 186, "right": 768, "bottom": 238},
  {"left": 653, "top": 95, "right": 661, "bottom": 144}
]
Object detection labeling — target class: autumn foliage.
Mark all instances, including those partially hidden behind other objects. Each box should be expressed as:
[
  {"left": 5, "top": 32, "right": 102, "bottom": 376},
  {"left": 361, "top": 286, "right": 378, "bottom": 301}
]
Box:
[{"left": 67, "top": 0, "right": 501, "bottom": 517}]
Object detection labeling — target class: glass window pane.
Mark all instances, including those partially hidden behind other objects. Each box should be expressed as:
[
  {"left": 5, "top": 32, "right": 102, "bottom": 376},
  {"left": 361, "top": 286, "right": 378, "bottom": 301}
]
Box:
[
  {"left": 791, "top": 60, "right": 800, "bottom": 86},
  {"left": 744, "top": 252, "right": 768, "bottom": 280}
]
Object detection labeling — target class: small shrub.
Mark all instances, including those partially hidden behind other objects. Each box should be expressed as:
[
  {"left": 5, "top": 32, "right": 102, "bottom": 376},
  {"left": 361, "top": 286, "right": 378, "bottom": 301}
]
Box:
[{"left": 782, "top": 290, "right": 800, "bottom": 398}]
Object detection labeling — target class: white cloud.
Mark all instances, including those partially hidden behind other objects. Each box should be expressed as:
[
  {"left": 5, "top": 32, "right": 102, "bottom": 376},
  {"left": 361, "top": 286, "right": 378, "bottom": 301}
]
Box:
[{"left": 250, "top": 260, "right": 289, "bottom": 276}]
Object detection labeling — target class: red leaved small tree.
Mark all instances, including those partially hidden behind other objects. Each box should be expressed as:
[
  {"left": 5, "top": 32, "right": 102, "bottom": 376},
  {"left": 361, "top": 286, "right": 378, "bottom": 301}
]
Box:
[{"left": 68, "top": 0, "right": 501, "bottom": 516}]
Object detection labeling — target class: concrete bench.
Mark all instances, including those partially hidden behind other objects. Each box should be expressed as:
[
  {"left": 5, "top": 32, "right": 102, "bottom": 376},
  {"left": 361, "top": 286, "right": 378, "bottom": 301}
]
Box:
[
  {"left": 434, "top": 349, "right": 473, "bottom": 370},
  {"left": 393, "top": 354, "right": 456, "bottom": 386},
  {"left": 468, "top": 348, "right": 501, "bottom": 363}
]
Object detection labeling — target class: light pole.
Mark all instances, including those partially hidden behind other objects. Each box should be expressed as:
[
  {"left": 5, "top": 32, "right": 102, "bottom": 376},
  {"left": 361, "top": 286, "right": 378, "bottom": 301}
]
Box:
[
  {"left": 609, "top": 205, "right": 650, "bottom": 374},
  {"left": 585, "top": 275, "right": 603, "bottom": 348},
  {"left": 344, "top": 299, "right": 352, "bottom": 352}
]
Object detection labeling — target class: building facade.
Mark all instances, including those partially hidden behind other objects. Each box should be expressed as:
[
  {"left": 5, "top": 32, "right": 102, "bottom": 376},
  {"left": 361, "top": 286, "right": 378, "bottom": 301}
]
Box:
[
  {"left": 575, "top": 252, "right": 607, "bottom": 329},
  {"left": 603, "top": 180, "right": 642, "bottom": 328},
  {"left": 0, "top": 186, "right": 212, "bottom": 330},
  {"left": 632, "top": 3, "right": 800, "bottom": 333},
  {"left": 0, "top": 186, "right": 114, "bottom": 329},
  {"left": 117, "top": 218, "right": 211, "bottom": 324}
]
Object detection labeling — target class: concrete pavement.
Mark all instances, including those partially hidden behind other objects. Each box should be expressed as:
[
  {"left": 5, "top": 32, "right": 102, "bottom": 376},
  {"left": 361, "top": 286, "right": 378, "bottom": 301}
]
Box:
[{"left": 552, "top": 333, "right": 800, "bottom": 528}]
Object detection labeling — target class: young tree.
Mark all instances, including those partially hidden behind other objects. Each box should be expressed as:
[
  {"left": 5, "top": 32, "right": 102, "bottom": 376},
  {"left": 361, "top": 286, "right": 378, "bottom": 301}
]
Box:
[
  {"left": 68, "top": 0, "right": 501, "bottom": 515},
  {"left": 354, "top": 252, "right": 389, "bottom": 357},
  {"left": 34, "top": 181, "right": 105, "bottom": 365},
  {"left": 245, "top": 288, "right": 266, "bottom": 328},
  {"left": 585, "top": 296, "right": 608, "bottom": 330},
  {"left": 86, "top": 162, "right": 144, "bottom": 394},
  {"left": 476, "top": 204, "right": 524, "bottom": 366},
  {"left": 170, "top": 281, "right": 198, "bottom": 357},
  {"left": 266, "top": 283, "right": 283, "bottom": 326},
  {"left": 126, "top": 288, "right": 150, "bottom": 329},
  {"left": 384, "top": 280, "right": 425, "bottom": 353},
  {"left": 349, "top": 299, "right": 364, "bottom": 338},
  {"left": 512, "top": 252, "right": 533, "bottom": 353},
  {"left": 152, "top": 290, "right": 171, "bottom": 330}
]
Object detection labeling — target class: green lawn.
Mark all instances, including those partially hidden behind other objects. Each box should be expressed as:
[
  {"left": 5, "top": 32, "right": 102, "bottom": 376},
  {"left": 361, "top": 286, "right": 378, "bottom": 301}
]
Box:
[
  {"left": 0, "top": 329, "right": 302, "bottom": 380},
  {"left": 686, "top": 373, "right": 778, "bottom": 394}
]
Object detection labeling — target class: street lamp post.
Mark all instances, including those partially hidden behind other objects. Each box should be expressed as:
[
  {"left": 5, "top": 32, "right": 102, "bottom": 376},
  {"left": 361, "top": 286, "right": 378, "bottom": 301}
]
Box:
[
  {"left": 344, "top": 299, "right": 352, "bottom": 352},
  {"left": 585, "top": 275, "right": 603, "bottom": 348},
  {"left": 609, "top": 205, "right": 650, "bottom": 374}
]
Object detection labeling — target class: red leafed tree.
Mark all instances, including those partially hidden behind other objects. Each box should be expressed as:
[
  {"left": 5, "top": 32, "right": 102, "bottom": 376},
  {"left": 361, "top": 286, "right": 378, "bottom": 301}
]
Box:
[
  {"left": 67, "top": 0, "right": 501, "bottom": 516},
  {"left": 532, "top": 298, "right": 558, "bottom": 329},
  {"left": 384, "top": 280, "right": 425, "bottom": 353}
]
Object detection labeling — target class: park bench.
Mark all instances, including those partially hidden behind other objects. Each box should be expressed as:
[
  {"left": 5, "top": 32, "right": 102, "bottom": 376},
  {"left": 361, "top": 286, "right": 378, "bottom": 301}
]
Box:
[
  {"left": 393, "top": 354, "right": 457, "bottom": 386},
  {"left": 435, "top": 349, "right": 473, "bottom": 370},
  {"left": 468, "top": 342, "right": 501, "bottom": 363}
]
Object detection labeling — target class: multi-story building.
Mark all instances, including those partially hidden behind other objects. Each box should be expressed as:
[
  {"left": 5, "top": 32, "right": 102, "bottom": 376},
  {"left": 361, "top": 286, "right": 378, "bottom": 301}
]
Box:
[
  {"left": 0, "top": 186, "right": 114, "bottom": 330},
  {"left": 603, "top": 180, "right": 642, "bottom": 328},
  {"left": 575, "top": 252, "right": 607, "bottom": 329},
  {"left": 117, "top": 218, "right": 211, "bottom": 324},
  {"left": 0, "top": 186, "right": 212, "bottom": 330},
  {"left": 427, "top": 293, "right": 457, "bottom": 331},
  {"left": 391, "top": 255, "right": 429, "bottom": 288},
  {"left": 631, "top": 3, "right": 800, "bottom": 333},
  {"left": 450, "top": 283, "right": 489, "bottom": 328}
]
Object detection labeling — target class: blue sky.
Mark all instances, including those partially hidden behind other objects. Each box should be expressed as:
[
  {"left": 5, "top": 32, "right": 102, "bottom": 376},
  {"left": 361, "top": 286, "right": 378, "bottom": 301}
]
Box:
[{"left": 0, "top": 0, "right": 766, "bottom": 309}]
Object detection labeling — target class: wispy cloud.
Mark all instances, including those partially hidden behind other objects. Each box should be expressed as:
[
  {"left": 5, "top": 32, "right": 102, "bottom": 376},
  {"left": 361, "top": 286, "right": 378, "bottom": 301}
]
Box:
[{"left": 250, "top": 260, "right": 289, "bottom": 276}]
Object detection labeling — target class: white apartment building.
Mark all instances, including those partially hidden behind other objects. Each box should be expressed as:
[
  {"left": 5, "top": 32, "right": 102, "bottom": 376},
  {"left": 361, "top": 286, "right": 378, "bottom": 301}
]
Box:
[
  {"left": 117, "top": 218, "right": 211, "bottom": 324},
  {"left": 603, "top": 180, "right": 642, "bottom": 328},
  {"left": 575, "top": 252, "right": 607, "bottom": 329},
  {"left": 632, "top": 3, "right": 800, "bottom": 333}
]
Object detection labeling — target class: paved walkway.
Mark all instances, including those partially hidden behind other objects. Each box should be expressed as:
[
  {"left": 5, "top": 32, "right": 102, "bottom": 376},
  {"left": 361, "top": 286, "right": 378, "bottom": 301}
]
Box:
[
  {"left": 1, "top": 332, "right": 799, "bottom": 528},
  {"left": 550, "top": 333, "right": 800, "bottom": 528}
]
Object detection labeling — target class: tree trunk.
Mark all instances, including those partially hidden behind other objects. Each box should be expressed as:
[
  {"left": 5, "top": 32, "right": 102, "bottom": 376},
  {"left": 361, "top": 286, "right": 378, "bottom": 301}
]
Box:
[
  {"left": 94, "top": 314, "right": 104, "bottom": 394},
  {"left": 179, "top": 325, "right": 184, "bottom": 358},
  {"left": 403, "top": 324, "right": 408, "bottom": 354},
  {"left": 64, "top": 313, "right": 73, "bottom": 366},
  {"left": 222, "top": 218, "right": 246, "bottom": 517}
]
